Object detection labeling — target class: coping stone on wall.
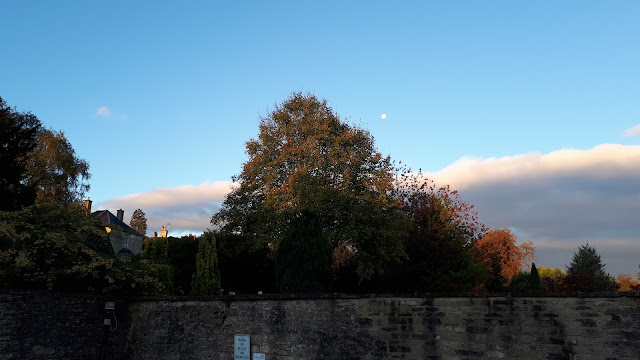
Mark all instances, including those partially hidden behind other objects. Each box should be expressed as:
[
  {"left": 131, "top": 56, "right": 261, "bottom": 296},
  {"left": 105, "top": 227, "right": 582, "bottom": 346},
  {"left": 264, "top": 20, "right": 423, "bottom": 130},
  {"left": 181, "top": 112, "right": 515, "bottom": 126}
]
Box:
[{"left": 124, "top": 291, "right": 640, "bottom": 303}]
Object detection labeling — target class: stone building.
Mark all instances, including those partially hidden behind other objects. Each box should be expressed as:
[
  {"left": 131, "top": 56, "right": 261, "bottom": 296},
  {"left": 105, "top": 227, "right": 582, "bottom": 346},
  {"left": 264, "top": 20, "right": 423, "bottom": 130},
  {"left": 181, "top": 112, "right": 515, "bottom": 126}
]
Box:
[{"left": 85, "top": 199, "right": 144, "bottom": 258}]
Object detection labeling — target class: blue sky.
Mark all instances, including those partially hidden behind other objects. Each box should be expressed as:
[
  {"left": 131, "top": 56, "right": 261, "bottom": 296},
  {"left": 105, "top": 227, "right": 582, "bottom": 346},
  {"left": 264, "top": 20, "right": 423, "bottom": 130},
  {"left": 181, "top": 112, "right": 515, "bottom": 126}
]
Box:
[{"left": 2, "top": 1, "right": 639, "bottom": 275}]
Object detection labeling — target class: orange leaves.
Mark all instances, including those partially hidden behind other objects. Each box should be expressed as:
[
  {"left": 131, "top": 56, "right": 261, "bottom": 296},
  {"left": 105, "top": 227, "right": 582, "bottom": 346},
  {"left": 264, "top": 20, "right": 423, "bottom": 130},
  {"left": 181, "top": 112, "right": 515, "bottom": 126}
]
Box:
[
  {"left": 472, "top": 229, "right": 536, "bottom": 285},
  {"left": 213, "top": 93, "right": 405, "bottom": 283},
  {"left": 241, "top": 92, "right": 394, "bottom": 211},
  {"left": 615, "top": 274, "right": 640, "bottom": 291}
]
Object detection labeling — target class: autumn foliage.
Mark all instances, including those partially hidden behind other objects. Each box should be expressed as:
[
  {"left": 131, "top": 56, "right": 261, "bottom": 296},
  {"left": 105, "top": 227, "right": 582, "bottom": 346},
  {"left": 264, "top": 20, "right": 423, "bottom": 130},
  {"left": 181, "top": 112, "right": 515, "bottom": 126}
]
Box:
[
  {"left": 383, "top": 174, "right": 487, "bottom": 292},
  {"left": 213, "top": 93, "right": 406, "bottom": 282},
  {"left": 5, "top": 94, "right": 639, "bottom": 296},
  {"left": 1, "top": 97, "right": 90, "bottom": 209},
  {"left": 615, "top": 274, "right": 640, "bottom": 291},
  {"left": 472, "top": 229, "right": 535, "bottom": 286}
]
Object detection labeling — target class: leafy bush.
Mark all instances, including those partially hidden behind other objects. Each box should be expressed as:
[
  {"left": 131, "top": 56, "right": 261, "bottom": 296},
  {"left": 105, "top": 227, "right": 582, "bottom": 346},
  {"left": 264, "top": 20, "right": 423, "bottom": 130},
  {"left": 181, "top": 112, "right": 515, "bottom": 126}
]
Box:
[
  {"left": 507, "top": 272, "right": 533, "bottom": 293},
  {"left": 0, "top": 204, "right": 172, "bottom": 295},
  {"left": 215, "top": 231, "right": 275, "bottom": 294},
  {"left": 507, "top": 265, "right": 541, "bottom": 293},
  {"left": 142, "top": 236, "right": 170, "bottom": 264}
]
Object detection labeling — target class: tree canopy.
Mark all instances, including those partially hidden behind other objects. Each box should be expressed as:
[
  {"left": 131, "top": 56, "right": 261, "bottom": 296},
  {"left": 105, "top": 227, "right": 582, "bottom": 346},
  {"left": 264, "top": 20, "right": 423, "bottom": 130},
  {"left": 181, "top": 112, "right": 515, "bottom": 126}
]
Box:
[
  {"left": 472, "top": 228, "right": 535, "bottom": 286},
  {"left": 26, "top": 129, "right": 90, "bottom": 206},
  {"left": 0, "top": 97, "right": 41, "bottom": 210},
  {"left": 0, "top": 97, "right": 90, "bottom": 209},
  {"left": 212, "top": 93, "right": 406, "bottom": 281},
  {"left": 383, "top": 175, "right": 486, "bottom": 292}
]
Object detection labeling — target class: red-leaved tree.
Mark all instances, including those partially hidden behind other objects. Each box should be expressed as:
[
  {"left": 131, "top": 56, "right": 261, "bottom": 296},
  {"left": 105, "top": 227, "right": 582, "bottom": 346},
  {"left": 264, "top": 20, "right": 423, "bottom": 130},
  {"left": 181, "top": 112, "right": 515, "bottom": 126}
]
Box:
[{"left": 385, "top": 172, "right": 487, "bottom": 292}]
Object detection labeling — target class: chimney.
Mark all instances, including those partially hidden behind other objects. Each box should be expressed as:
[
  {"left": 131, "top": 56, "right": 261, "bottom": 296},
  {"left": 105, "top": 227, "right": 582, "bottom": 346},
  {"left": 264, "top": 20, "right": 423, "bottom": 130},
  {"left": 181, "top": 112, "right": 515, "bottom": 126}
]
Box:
[
  {"left": 161, "top": 225, "right": 168, "bottom": 238},
  {"left": 117, "top": 209, "right": 124, "bottom": 221},
  {"left": 154, "top": 231, "right": 158, "bottom": 238},
  {"left": 83, "top": 198, "right": 92, "bottom": 216}
]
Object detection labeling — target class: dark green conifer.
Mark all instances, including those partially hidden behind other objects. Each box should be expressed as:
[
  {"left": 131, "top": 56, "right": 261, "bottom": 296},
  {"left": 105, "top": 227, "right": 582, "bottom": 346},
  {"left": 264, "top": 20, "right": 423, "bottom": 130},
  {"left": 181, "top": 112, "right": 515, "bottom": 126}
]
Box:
[
  {"left": 565, "top": 244, "right": 617, "bottom": 291},
  {"left": 567, "top": 244, "right": 608, "bottom": 278},
  {"left": 275, "top": 209, "right": 333, "bottom": 293},
  {"left": 530, "top": 262, "right": 541, "bottom": 291}
]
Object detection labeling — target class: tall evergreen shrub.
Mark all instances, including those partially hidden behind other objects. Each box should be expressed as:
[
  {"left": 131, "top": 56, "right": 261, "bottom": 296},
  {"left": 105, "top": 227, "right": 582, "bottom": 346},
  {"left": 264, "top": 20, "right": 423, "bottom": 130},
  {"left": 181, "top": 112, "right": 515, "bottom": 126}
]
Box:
[
  {"left": 191, "top": 231, "right": 221, "bottom": 295},
  {"left": 530, "top": 262, "right": 541, "bottom": 291},
  {"left": 274, "top": 210, "right": 333, "bottom": 293}
]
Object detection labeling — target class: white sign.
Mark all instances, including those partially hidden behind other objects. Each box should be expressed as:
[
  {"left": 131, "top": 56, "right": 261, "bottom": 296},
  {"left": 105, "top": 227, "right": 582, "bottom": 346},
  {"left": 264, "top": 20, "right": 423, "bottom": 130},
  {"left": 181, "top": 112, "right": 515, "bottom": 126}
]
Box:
[
  {"left": 253, "top": 353, "right": 266, "bottom": 360},
  {"left": 234, "top": 334, "right": 250, "bottom": 360}
]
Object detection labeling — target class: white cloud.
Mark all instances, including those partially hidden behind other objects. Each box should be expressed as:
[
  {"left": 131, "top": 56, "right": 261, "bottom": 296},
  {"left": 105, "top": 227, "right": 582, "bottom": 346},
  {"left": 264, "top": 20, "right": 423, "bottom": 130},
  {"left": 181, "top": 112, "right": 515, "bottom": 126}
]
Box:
[
  {"left": 423, "top": 144, "right": 640, "bottom": 275},
  {"left": 624, "top": 124, "right": 640, "bottom": 137},
  {"left": 96, "top": 106, "right": 111, "bottom": 117},
  {"left": 95, "top": 181, "right": 236, "bottom": 236},
  {"left": 423, "top": 144, "right": 640, "bottom": 189},
  {"left": 94, "top": 144, "right": 640, "bottom": 275}
]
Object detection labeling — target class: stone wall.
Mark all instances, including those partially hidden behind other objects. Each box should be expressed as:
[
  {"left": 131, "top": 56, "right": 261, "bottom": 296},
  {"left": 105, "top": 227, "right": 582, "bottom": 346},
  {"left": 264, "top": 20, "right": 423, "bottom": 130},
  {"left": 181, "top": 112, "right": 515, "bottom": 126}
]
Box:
[
  {"left": 121, "top": 294, "right": 640, "bottom": 360},
  {"left": 0, "top": 290, "right": 124, "bottom": 359},
  {"left": 1, "top": 291, "right": 639, "bottom": 360}
]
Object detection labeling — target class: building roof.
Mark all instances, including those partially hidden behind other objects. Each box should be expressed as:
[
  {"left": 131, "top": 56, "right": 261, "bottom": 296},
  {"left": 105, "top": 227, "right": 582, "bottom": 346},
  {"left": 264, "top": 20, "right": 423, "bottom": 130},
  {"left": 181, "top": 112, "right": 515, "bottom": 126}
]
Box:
[
  {"left": 84, "top": 232, "right": 116, "bottom": 256},
  {"left": 91, "top": 210, "right": 143, "bottom": 237}
]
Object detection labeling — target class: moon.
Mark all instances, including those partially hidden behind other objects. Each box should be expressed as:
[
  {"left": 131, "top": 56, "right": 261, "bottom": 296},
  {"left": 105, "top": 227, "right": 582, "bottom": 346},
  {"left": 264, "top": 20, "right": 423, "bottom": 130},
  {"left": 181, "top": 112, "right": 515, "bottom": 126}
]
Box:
[{"left": 381, "top": 113, "right": 387, "bottom": 119}]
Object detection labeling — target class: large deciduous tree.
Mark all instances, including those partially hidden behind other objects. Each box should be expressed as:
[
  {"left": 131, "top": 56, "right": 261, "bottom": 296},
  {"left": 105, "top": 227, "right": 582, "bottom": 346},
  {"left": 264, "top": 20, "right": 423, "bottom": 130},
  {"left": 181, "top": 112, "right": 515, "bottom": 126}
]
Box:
[
  {"left": 129, "top": 209, "right": 148, "bottom": 236},
  {"left": 26, "top": 129, "right": 90, "bottom": 206},
  {"left": 0, "top": 97, "right": 41, "bottom": 210},
  {"left": 212, "top": 93, "right": 407, "bottom": 281},
  {"left": 0, "top": 97, "right": 90, "bottom": 209}
]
